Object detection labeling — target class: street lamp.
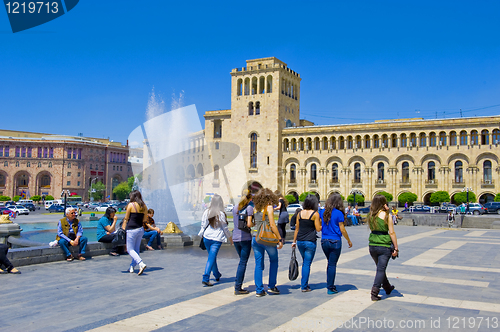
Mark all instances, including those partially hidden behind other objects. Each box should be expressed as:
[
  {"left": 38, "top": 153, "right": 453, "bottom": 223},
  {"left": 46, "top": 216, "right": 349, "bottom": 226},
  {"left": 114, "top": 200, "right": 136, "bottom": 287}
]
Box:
[
  {"left": 61, "top": 189, "right": 71, "bottom": 216},
  {"left": 463, "top": 187, "right": 473, "bottom": 214},
  {"left": 88, "top": 177, "right": 98, "bottom": 202},
  {"left": 350, "top": 189, "right": 363, "bottom": 206}
]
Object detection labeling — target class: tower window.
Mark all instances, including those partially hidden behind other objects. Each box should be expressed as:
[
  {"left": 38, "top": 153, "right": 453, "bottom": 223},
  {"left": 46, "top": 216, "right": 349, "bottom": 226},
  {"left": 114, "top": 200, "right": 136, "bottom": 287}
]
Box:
[{"left": 250, "top": 133, "right": 257, "bottom": 168}]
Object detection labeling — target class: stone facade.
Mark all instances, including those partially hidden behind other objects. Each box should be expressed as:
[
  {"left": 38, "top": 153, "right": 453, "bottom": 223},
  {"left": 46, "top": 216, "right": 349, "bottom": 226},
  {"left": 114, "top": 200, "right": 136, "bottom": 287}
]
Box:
[
  {"left": 177, "top": 57, "right": 500, "bottom": 205},
  {"left": 0, "top": 129, "right": 132, "bottom": 201}
]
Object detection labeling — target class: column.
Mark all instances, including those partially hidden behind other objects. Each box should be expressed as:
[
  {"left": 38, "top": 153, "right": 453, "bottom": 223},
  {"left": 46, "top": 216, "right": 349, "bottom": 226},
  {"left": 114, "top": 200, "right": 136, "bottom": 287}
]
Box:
[{"left": 320, "top": 167, "right": 327, "bottom": 199}]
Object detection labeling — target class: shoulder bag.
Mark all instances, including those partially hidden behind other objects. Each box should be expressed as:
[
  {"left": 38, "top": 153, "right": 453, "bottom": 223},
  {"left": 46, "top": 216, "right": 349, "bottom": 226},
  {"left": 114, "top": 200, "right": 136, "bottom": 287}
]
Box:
[
  {"left": 112, "top": 228, "right": 126, "bottom": 246},
  {"left": 199, "top": 219, "right": 210, "bottom": 250},
  {"left": 288, "top": 247, "right": 299, "bottom": 280},
  {"left": 256, "top": 209, "right": 280, "bottom": 246}
]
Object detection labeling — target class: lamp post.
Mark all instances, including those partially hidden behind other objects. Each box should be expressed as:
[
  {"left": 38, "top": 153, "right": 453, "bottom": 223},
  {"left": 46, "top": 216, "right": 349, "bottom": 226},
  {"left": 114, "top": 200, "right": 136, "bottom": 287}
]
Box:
[
  {"left": 61, "top": 189, "right": 71, "bottom": 216},
  {"left": 88, "top": 177, "right": 98, "bottom": 202},
  {"left": 350, "top": 189, "right": 362, "bottom": 206},
  {"left": 463, "top": 187, "right": 473, "bottom": 214}
]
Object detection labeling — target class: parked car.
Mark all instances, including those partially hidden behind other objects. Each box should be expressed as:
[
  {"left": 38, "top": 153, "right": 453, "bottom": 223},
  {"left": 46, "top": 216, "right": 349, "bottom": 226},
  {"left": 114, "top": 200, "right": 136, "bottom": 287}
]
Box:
[
  {"left": 467, "top": 203, "right": 486, "bottom": 215},
  {"left": 0, "top": 207, "right": 13, "bottom": 215},
  {"left": 357, "top": 205, "right": 371, "bottom": 213},
  {"left": 116, "top": 202, "right": 128, "bottom": 210},
  {"left": 8, "top": 205, "right": 30, "bottom": 215},
  {"left": 88, "top": 203, "right": 100, "bottom": 210},
  {"left": 287, "top": 203, "right": 302, "bottom": 215},
  {"left": 224, "top": 204, "right": 234, "bottom": 213},
  {"left": 21, "top": 203, "right": 38, "bottom": 211},
  {"left": 483, "top": 202, "right": 500, "bottom": 214},
  {"left": 95, "top": 204, "right": 112, "bottom": 212},
  {"left": 48, "top": 204, "right": 65, "bottom": 213}
]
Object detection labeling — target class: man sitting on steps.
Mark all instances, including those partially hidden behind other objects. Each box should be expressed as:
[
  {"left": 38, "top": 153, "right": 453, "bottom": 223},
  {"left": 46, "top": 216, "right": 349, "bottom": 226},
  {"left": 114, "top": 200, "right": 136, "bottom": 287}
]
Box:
[{"left": 56, "top": 207, "right": 88, "bottom": 261}]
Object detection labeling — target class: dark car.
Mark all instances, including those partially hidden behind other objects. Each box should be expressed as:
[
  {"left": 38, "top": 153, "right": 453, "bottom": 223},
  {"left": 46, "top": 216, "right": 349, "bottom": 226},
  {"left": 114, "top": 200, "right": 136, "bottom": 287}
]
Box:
[
  {"left": 483, "top": 202, "right": 500, "bottom": 214},
  {"left": 22, "top": 203, "right": 37, "bottom": 211},
  {"left": 0, "top": 207, "right": 13, "bottom": 215},
  {"left": 357, "top": 206, "right": 371, "bottom": 213},
  {"left": 48, "top": 204, "right": 65, "bottom": 213},
  {"left": 116, "top": 202, "right": 128, "bottom": 210}
]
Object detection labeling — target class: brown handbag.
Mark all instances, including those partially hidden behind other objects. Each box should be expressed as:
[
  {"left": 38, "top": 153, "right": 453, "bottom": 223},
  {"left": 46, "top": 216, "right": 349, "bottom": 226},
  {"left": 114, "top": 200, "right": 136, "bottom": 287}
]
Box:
[{"left": 256, "top": 208, "right": 280, "bottom": 246}]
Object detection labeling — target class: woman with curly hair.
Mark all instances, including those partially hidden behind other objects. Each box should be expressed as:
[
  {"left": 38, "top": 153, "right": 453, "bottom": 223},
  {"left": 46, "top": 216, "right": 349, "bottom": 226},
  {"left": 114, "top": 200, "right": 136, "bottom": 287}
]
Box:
[
  {"left": 251, "top": 188, "right": 283, "bottom": 297},
  {"left": 367, "top": 194, "right": 398, "bottom": 301},
  {"left": 321, "top": 193, "right": 352, "bottom": 294}
]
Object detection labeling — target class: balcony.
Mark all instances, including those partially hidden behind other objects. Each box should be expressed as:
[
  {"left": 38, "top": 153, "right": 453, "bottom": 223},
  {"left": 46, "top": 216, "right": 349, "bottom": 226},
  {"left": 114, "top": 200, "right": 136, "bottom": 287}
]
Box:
[
  {"left": 309, "top": 180, "right": 318, "bottom": 188},
  {"left": 352, "top": 180, "right": 362, "bottom": 188},
  {"left": 329, "top": 180, "right": 340, "bottom": 187},
  {"left": 375, "top": 179, "right": 386, "bottom": 188},
  {"left": 482, "top": 180, "right": 495, "bottom": 189},
  {"left": 288, "top": 179, "right": 297, "bottom": 187},
  {"left": 399, "top": 180, "right": 411, "bottom": 188},
  {"left": 425, "top": 179, "right": 438, "bottom": 188},
  {"left": 452, "top": 180, "right": 464, "bottom": 188}
]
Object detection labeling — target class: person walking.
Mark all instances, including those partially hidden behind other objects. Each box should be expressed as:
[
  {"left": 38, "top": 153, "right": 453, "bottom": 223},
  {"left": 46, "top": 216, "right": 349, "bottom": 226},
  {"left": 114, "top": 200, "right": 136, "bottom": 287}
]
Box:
[
  {"left": 232, "top": 191, "right": 254, "bottom": 294},
  {"left": 292, "top": 194, "right": 321, "bottom": 292},
  {"left": 320, "top": 193, "right": 352, "bottom": 294},
  {"left": 251, "top": 188, "right": 283, "bottom": 297},
  {"left": 274, "top": 191, "right": 289, "bottom": 245},
  {"left": 122, "top": 190, "right": 148, "bottom": 275},
  {"left": 0, "top": 243, "right": 20, "bottom": 274},
  {"left": 199, "top": 194, "right": 232, "bottom": 287},
  {"left": 367, "top": 195, "right": 399, "bottom": 301}
]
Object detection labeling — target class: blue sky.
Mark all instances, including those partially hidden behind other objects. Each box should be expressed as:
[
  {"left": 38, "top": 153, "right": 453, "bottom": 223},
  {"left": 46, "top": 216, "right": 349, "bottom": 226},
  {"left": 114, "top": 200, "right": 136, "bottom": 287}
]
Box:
[{"left": 1, "top": 0, "right": 499, "bottom": 144}]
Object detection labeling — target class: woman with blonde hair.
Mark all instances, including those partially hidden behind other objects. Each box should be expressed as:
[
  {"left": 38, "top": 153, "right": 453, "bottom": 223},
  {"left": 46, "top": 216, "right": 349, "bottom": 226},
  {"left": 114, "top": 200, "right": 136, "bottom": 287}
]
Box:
[
  {"left": 251, "top": 188, "right": 283, "bottom": 297},
  {"left": 367, "top": 194, "right": 399, "bottom": 300},
  {"left": 199, "top": 194, "right": 232, "bottom": 287},
  {"left": 122, "top": 190, "right": 149, "bottom": 275},
  {"left": 232, "top": 190, "right": 254, "bottom": 294}
]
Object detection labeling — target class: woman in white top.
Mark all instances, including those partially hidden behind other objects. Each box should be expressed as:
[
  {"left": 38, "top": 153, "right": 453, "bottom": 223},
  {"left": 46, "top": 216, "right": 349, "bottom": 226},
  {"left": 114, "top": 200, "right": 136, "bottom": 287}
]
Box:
[{"left": 198, "top": 194, "right": 233, "bottom": 287}]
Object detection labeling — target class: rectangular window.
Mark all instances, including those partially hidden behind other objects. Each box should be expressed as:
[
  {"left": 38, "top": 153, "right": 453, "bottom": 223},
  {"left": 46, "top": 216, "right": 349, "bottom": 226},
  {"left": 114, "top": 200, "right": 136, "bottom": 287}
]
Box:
[
  {"left": 73, "top": 149, "right": 77, "bottom": 159},
  {"left": 77, "top": 181, "right": 81, "bottom": 186},
  {"left": 21, "top": 147, "right": 26, "bottom": 158},
  {"left": 78, "top": 163, "right": 81, "bottom": 169},
  {"left": 78, "top": 148, "right": 82, "bottom": 159},
  {"left": 214, "top": 120, "right": 222, "bottom": 139},
  {"left": 67, "top": 172, "right": 71, "bottom": 176},
  {"left": 68, "top": 163, "right": 71, "bottom": 168},
  {"left": 4, "top": 146, "right": 8, "bottom": 157},
  {"left": 113, "top": 165, "right": 115, "bottom": 170},
  {"left": 101, "top": 165, "right": 104, "bottom": 170},
  {"left": 77, "top": 172, "right": 81, "bottom": 177},
  {"left": 67, "top": 148, "right": 71, "bottom": 159},
  {"left": 0, "top": 146, "right": 3, "bottom": 157},
  {"left": 43, "top": 147, "right": 48, "bottom": 158},
  {"left": 90, "top": 164, "right": 93, "bottom": 169},
  {"left": 49, "top": 147, "right": 53, "bottom": 158},
  {"left": 27, "top": 147, "right": 32, "bottom": 158},
  {"left": 15, "top": 146, "right": 20, "bottom": 157},
  {"left": 38, "top": 147, "right": 42, "bottom": 158},
  {"left": 120, "top": 166, "right": 123, "bottom": 171},
  {"left": 67, "top": 181, "right": 71, "bottom": 186}
]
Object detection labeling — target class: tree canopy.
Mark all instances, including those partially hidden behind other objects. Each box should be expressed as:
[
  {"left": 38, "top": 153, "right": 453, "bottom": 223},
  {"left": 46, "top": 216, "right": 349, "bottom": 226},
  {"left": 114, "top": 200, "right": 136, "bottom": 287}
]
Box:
[
  {"left": 398, "top": 192, "right": 418, "bottom": 204},
  {"left": 31, "top": 195, "right": 42, "bottom": 203},
  {"left": 430, "top": 191, "right": 450, "bottom": 204},
  {"left": 347, "top": 194, "right": 365, "bottom": 204},
  {"left": 378, "top": 191, "right": 393, "bottom": 202},
  {"left": 285, "top": 194, "right": 296, "bottom": 204},
  {"left": 91, "top": 182, "right": 106, "bottom": 201},
  {"left": 453, "top": 192, "right": 477, "bottom": 205},
  {"left": 113, "top": 182, "right": 131, "bottom": 201}
]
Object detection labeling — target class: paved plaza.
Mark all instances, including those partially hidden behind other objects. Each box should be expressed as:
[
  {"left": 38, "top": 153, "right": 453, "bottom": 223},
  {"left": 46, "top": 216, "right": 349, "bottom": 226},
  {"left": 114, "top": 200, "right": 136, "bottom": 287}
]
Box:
[{"left": 2, "top": 225, "right": 500, "bottom": 332}]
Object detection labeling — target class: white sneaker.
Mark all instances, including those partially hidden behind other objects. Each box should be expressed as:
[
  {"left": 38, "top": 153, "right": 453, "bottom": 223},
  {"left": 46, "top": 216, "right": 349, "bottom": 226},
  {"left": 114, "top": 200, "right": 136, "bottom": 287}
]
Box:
[
  {"left": 129, "top": 266, "right": 134, "bottom": 273},
  {"left": 138, "top": 262, "right": 147, "bottom": 275}
]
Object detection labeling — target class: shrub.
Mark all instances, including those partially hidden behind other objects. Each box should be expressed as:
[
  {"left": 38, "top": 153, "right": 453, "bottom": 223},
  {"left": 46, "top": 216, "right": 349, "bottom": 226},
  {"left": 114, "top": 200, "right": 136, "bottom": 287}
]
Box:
[
  {"left": 494, "top": 193, "right": 500, "bottom": 202},
  {"left": 45, "top": 195, "right": 55, "bottom": 201},
  {"left": 453, "top": 192, "right": 477, "bottom": 205},
  {"left": 285, "top": 194, "right": 296, "bottom": 204},
  {"left": 13, "top": 195, "right": 21, "bottom": 202},
  {"left": 378, "top": 191, "right": 393, "bottom": 202},
  {"left": 31, "top": 195, "right": 42, "bottom": 203},
  {"left": 347, "top": 194, "right": 365, "bottom": 204},
  {"left": 0, "top": 196, "right": 11, "bottom": 201},
  {"left": 299, "top": 191, "right": 315, "bottom": 202},
  {"left": 398, "top": 192, "right": 418, "bottom": 205},
  {"left": 430, "top": 191, "right": 450, "bottom": 204}
]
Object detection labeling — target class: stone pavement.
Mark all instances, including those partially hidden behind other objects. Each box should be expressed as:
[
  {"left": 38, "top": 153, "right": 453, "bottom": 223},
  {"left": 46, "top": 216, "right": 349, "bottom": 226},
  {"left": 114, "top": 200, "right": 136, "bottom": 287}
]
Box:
[{"left": 2, "top": 225, "right": 500, "bottom": 332}]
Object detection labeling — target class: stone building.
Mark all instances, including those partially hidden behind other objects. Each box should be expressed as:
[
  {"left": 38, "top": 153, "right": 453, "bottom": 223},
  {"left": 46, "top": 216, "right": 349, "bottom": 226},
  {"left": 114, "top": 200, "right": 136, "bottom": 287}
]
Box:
[
  {"left": 0, "top": 129, "right": 132, "bottom": 201},
  {"left": 172, "top": 57, "right": 500, "bottom": 205}
]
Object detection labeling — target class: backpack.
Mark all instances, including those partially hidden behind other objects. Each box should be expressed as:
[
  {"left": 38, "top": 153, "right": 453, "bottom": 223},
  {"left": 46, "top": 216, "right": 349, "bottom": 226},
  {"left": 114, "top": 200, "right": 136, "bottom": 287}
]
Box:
[{"left": 237, "top": 205, "right": 252, "bottom": 233}]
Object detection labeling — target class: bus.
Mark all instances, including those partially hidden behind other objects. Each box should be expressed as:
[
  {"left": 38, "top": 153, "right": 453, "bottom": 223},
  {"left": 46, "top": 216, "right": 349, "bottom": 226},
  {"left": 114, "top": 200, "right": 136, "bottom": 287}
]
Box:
[{"left": 66, "top": 196, "right": 83, "bottom": 206}]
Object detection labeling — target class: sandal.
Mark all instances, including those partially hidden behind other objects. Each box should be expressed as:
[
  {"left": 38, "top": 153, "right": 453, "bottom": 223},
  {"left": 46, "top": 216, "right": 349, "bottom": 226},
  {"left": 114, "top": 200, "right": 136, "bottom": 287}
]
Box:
[
  {"left": 66, "top": 255, "right": 74, "bottom": 262},
  {"left": 77, "top": 255, "right": 86, "bottom": 261},
  {"left": 109, "top": 252, "right": 119, "bottom": 256},
  {"left": 8, "top": 268, "right": 21, "bottom": 274},
  {"left": 146, "top": 245, "right": 154, "bottom": 251}
]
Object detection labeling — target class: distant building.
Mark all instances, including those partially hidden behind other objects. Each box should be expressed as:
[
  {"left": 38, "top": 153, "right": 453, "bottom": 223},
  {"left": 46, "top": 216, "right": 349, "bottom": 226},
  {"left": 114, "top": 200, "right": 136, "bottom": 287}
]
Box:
[{"left": 0, "top": 129, "right": 132, "bottom": 201}]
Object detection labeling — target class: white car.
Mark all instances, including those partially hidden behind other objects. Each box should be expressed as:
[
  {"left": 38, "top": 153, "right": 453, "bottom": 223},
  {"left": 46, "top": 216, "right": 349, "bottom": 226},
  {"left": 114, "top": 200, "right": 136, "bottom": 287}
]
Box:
[
  {"left": 8, "top": 205, "right": 30, "bottom": 215},
  {"left": 225, "top": 204, "right": 234, "bottom": 213},
  {"left": 287, "top": 203, "right": 302, "bottom": 215},
  {"left": 95, "top": 204, "right": 112, "bottom": 212}
]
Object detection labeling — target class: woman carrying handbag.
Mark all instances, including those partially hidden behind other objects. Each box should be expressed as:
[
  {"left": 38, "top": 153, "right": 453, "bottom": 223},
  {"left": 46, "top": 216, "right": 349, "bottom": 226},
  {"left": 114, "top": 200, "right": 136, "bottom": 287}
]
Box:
[{"left": 251, "top": 188, "right": 283, "bottom": 297}]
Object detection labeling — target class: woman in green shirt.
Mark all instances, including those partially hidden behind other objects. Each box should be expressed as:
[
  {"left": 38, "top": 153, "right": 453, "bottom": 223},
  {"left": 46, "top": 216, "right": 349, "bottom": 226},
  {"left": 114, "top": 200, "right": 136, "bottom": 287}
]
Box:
[{"left": 367, "top": 195, "right": 399, "bottom": 301}]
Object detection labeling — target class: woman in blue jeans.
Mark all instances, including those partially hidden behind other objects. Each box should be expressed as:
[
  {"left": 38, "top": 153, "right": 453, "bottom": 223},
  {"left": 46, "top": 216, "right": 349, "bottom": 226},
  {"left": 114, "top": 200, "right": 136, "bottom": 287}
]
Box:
[
  {"left": 251, "top": 188, "right": 283, "bottom": 297},
  {"left": 321, "top": 193, "right": 352, "bottom": 294},
  {"left": 198, "top": 194, "right": 232, "bottom": 287},
  {"left": 232, "top": 191, "right": 254, "bottom": 295},
  {"left": 292, "top": 194, "right": 321, "bottom": 292}
]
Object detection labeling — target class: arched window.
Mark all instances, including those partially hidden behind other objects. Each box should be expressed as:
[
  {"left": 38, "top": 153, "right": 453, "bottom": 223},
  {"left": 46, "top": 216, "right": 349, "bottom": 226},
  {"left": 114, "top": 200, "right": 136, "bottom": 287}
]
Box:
[
  {"left": 248, "top": 102, "right": 254, "bottom": 116},
  {"left": 237, "top": 79, "right": 243, "bottom": 96},
  {"left": 439, "top": 131, "right": 447, "bottom": 146},
  {"left": 410, "top": 133, "right": 416, "bottom": 147},
  {"left": 373, "top": 135, "right": 379, "bottom": 148},
  {"left": 322, "top": 137, "right": 328, "bottom": 150},
  {"left": 354, "top": 163, "right": 361, "bottom": 183},
  {"left": 471, "top": 130, "right": 478, "bottom": 145},
  {"left": 266, "top": 75, "right": 272, "bottom": 93},
  {"left": 364, "top": 135, "right": 370, "bottom": 148},
  {"left": 402, "top": 162, "right": 410, "bottom": 183},
  {"left": 428, "top": 161, "right": 435, "bottom": 181},
  {"left": 455, "top": 161, "right": 463, "bottom": 183},
  {"left": 419, "top": 133, "right": 426, "bottom": 147},
  {"left": 481, "top": 130, "right": 489, "bottom": 145},
  {"left": 332, "top": 163, "right": 338, "bottom": 182},
  {"left": 356, "top": 135, "right": 362, "bottom": 149},
  {"left": 339, "top": 136, "right": 345, "bottom": 149},
  {"left": 255, "top": 101, "right": 260, "bottom": 115},
  {"left": 400, "top": 134, "right": 407, "bottom": 147},
  {"left": 214, "top": 165, "right": 220, "bottom": 180},
  {"left": 450, "top": 131, "right": 457, "bottom": 145},
  {"left": 311, "top": 164, "right": 317, "bottom": 182},
  {"left": 250, "top": 133, "right": 257, "bottom": 168},
  {"left": 291, "top": 138, "right": 297, "bottom": 151},
  {"left": 283, "top": 139, "right": 289, "bottom": 151},
  {"left": 290, "top": 164, "right": 296, "bottom": 183},
  {"left": 460, "top": 130, "right": 468, "bottom": 145},
  {"left": 281, "top": 78, "right": 285, "bottom": 94},
  {"left": 41, "top": 175, "right": 50, "bottom": 187},
  {"left": 298, "top": 138, "right": 304, "bottom": 151},
  {"left": 314, "top": 137, "right": 320, "bottom": 150},
  {"left": 259, "top": 76, "right": 265, "bottom": 94},
  {"left": 18, "top": 174, "right": 28, "bottom": 186},
  {"left": 493, "top": 129, "right": 500, "bottom": 144},
  {"left": 306, "top": 138, "right": 312, "bottom": 150},
  {"left": 391, "top": 134, "right": 397, "bottom": 148},
  {"left": 3, "top": 161, "right": 7, "bottom": 167},
  {"left": 484, "top": 160, "right": 492, "bottom": 183},
  {"left": 345, "top": 136, "right": 352, "bottom": 149},
  {"left": 330, "top": 137, "right": 336, "bottom": 150},
  {"left": 429, "top": 132, "right": 437, "bottom": 147},
  {"left": 244, "top": 78, "right": 250, "bottom": 95},
  {"left": 0, "top": 174, "right": 5, "bottom": 187},
  {"left": 377, "top": 162, "right": 384, "bottom": 181},
  {"left": 381, "top": 134, "right": 388, "bottom": 148},
  {"left": 251, "top": 77, "right": 258, "bottom": 95}
]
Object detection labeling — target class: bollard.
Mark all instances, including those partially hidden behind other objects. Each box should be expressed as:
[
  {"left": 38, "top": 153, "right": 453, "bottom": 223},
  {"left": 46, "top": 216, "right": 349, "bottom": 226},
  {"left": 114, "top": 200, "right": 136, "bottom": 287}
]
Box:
[{"left": 91, "top": 213, "right": 95, "bottom": 217}]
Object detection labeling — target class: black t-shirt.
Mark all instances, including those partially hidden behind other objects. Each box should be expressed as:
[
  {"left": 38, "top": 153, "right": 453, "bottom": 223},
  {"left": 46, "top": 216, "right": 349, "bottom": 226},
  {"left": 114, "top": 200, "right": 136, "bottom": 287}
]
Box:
[{"left": 279, "top": 199, "right": 287, "bottom": 214}]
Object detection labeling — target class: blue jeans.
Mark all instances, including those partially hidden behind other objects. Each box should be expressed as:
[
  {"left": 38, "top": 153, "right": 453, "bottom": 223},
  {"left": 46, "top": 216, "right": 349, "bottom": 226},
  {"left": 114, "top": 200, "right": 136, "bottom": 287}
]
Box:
[
  {"left": 58, "top": 236, "right": 88, "bottom": 258},
  {"left": 143, "top": 230, "right": 161, "bottom": 247},
  {"left": 350, "top": 216, "right": 358, "bottom": 225},
  {"left": 234, "top": 240, "right": 252, "bottom": 290},
  {"left": 203, "top": 238, "right": 222, "bottom": 283},
  {"left": 252, "top": 237, "right": 278, "bottom": 293},
  {"left": 297, "top": 240, "right": 317, "bottom": 290},
  {"left": 321, "top": 239, "right": 342, "bottom": 291},
  {"left": 369, "top": 245, "right": 392, "bottom": 288}
]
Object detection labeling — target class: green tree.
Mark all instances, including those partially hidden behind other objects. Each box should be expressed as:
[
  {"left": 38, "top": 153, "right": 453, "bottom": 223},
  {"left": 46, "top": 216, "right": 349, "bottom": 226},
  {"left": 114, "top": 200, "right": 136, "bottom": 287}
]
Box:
[
  {"left": 113, "top": 182, "right": 131, "bottom": 201},
  {"left": 494, "top": 193, "right": 500, "bottom": 202},
  {"left": 90, "top": 181, "right": 106, "bottom": 201},
  {"left": 299, "top": 191, "right": 315, "bottom": 201},
  {"left": 430, "top": 191, "right": 450, "bottom": 204},
  {"left": 45, "top": 195, "right": 54, "bottom": 201},
  {"left": 31, "top": 195, "right": 42, "bottom": 203},
  {"left": 285, "top": 194, "right": 296, "bottom": 204},
  {"left": 204, "top": 196, "right": 211, "bottom": 203},
  {"left": 453, "top": 192, "right": 477, "bottom": 205},
  {"left": 0, "top": 196, "right": 11, "bottom": 201},
  {"left": 347, "top": 194, "right": 365, "bottom": 204},
  {"left": 378, "top": 191, "right": 393, "bottom": 202},
  {"left": 398, "top": 192, "right": 418, "bottom": 205},
  {"left": 127, "top": 176, "right": 135, "bottom": 190},
  {"left": 13, "top": 195, "right": 21, "bottom": 202}
]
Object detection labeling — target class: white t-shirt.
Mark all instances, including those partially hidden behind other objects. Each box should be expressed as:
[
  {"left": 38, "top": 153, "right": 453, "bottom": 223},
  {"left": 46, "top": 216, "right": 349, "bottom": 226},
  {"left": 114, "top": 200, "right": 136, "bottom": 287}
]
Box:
[{"left": 198, "top": 209, "right": 231, "bottom": 242}]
